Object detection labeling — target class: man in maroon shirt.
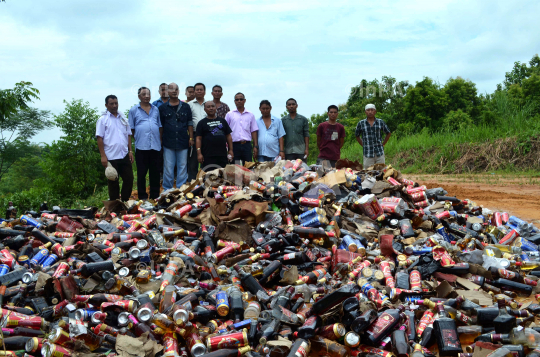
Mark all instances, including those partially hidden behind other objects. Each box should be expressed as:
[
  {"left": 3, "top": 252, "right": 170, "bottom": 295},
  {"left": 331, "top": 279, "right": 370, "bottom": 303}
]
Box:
[{"left": 316, "top": 105, "right": 345, "bottom": 168}]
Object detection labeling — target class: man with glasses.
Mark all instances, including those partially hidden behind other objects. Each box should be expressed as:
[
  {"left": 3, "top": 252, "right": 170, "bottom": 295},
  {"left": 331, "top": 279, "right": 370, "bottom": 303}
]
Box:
[
  {"left": 211, "top": 85, "right": 231, "bottom": 119},
  {"left": 225, "top": 92, "right": 258, "bottom": 164},
  {"left": 159, "top": 83, "right": 193, "bottom": 190}
]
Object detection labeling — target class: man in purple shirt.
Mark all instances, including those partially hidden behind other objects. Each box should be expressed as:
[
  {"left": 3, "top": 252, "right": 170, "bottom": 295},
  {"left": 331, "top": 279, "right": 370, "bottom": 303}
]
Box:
[
  {"left": 225, "top": 92, "right": 259, "bottom": 164},
  {"left": 96, "top": 95, "right": 134, "bottom": 201}
]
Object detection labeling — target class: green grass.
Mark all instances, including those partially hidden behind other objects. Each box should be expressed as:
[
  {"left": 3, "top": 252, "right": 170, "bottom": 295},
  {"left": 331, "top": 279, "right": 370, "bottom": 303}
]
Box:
[{"left": 341, "top": 91, "right": 540, "bottom": 173}]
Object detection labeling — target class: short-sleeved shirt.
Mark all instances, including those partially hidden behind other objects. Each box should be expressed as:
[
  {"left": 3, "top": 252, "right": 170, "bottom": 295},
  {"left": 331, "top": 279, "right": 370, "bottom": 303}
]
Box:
[
  {"left": 159, "top": 101, "right": 193, "bottom": 150},
  {"left": 355, "top": 118, "right": 391, "bottom": 158},
  {"left": 152, "top": 98, "right": 169, "bottom": 108},
  {"left": 216, "top": 102, "right": 231, "bottom": 120},
  {"left": 95, "top": 111, "right": 131, "bottom": 160},
  {"left": 256, "top": 116, "right": 286, "bottom": 158},
  {"left": 281, "top": 114, "right": 310, "bottom": 155},
  {"left": 128, "top": 104, "right": 162, "bottom": 151},
  {"left": 225, "top": 109, "right": 258, "bottom": 142},
  {"left": 188, "top": 100, "right": 206, "bottom": 131},
  {"left": 316, "top": 121, "right": 346, "bottom": 161},
  {"left": 195, "top": 117, "right": 232, "bottom": 158}
]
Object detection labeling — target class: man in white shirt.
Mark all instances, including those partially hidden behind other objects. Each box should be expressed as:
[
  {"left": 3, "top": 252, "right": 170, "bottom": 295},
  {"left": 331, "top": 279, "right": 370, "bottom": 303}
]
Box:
[
  {"left": 96, "top": 95, "right": 134, "bottom": 201},
  {"left": 187, "top": 83, "right": 206, "bottom": 180}
]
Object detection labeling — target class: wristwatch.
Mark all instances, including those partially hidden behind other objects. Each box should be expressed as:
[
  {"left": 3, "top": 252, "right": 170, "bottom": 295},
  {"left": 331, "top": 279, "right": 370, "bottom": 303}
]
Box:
[{"left": 253, "top": 145, "right": 259, "bottom": 149}]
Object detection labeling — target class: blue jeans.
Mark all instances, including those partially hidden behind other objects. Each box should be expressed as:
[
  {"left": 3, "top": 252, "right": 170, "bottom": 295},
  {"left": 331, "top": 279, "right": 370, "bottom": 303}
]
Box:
[
  {"left": 258, "top": 155, "right": 274, "bottom": 162},
  {"left": 163, "top": 147, "right": 188, "bottom": 190}
]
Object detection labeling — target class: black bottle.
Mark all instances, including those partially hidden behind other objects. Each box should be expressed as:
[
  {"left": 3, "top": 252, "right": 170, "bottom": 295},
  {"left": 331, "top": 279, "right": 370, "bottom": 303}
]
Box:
[
  {"left": 351, "top": 309, "right": 378, "bottom": 334},
  {"left": 233, "top": 264, "right": 266, "bottom": 295},
  {"left": 433, "top": 303, "right": 462, "bottom": 356},
  {"left": 493, "top": 298, "right": 516, "bottom": 334},
  {"left": 363, "top": 309, "right": 403, "bottom": 346}
]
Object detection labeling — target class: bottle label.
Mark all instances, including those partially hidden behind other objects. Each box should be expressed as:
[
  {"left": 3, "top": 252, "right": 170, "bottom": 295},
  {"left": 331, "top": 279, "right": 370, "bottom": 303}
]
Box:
[
  {"left": 295, "top": 341, "right": 309, "bottom": 357},
  {"left": 498, "top": 269, "right": 516, "bottom": 279},
  {"left": 442, "top": 328, "right": 460, "bottom": 348},
  {"left": 284, "top": 253, "right": 296, "bottom": 261},
  {"left": 366, "top": 313, "right": 395, "bottom": 335}
]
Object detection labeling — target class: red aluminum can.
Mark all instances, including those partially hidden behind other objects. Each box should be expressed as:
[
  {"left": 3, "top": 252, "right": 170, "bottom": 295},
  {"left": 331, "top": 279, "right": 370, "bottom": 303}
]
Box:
[
  {"left": 409, "top": 270, "right": 422, "bottom": 291},
  {"left": 163, "top": 332, "right": 179, "bottom": 356},
  {"left": 126, "top": 221, "right": 142, "bottom": 233},
  {"left": 141, "top": 214, "right": 157, "bottom": 229},
  {"left": 52, "top": 262, "right": 70, "bottom": 278},
  {"left": 50, "top": 326, "right": 74, "bottom": 347},
  {"left": 206, "top": 330, "right": 249, "bottom": 351},
  {"left": 435, "top": 211, "right": 451, "bottom": 220},
  {"left": 292, "top": 159, "right": 303, "bottom": 171},
  {"left": 411, "top": 191, "right": 427, "bottom": 202},
  {"left": 54, "top": 232, "right": 75, "bottom": 238},
  {"left": 41, "top": 213, "right": 57, "bottom": 220},
  {"left": 122, "top": 214, "right": 143, "bottom": 221},
  {"left": 387, "top": 177, "right": 401, "bottom": 186},
  {"left": 299, "top": 197, "right": 321, "bottom": 207},
  {"left": 404, "top": 186, "right": 426, "bottom": 194},
  {"left": 502, "top": 212, "right": 510, "bottom": 224},
  {"left": 41, "top": 342, "right": 74, "bottom": 357},
  {"left": 416, "top": 310, "right": 434, "bottom": 337},
  {"left": 379, "top": 261, "right": 395, "bottom": 288},
  {"left": 211, "top": 245, "right": 235, "bottom": 263},
  {"left": 0, "top": 249, "right": 16, "bottom": 268},
  {"left": 400, "top": 178, "right": 415, "bottom": 186},
  {"left": 414, "top": 199, "right": 429, "bottom": 208},
  {"left": 492, "top": 212, "right": 503, "bottom": 227},
  {"left": 26, "top": 337, "right": 44, "bottom": 353},
  {"left": 499, "top": 229, "right": 519, "bottom": 245},
  {"left": 6, "top": 315, "right": 45, "bottom": 329}
]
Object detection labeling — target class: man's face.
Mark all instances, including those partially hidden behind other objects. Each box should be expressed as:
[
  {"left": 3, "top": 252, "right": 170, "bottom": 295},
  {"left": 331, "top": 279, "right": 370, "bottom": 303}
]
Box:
[
  {"left": 159, "top": 85, "right": 169, "bottom": 99},
  {"left": 204, "top": 101, "right": 217, "bottom": 116},
  {"left": 212, "top": 87, "right": 223, "bottom": 100},
  {"left": 365, "top": 108, "right": 376, "bottom": 118},
  {"left": 260, "top": 104, "right": 272, "bottom": 117},
  {"left": 139, "top": 89, "right": 151, "bottom": 104},
  {"left": 194, "top": 85, "right": 205, "bottom": 100},
  {"left": 286, "top": 100, "right": 298, "bottom": 114},
  {"left": 168, "top": 84, "right": 179, "bottom": 100},
  {"left": 106, "top": 98, "right": 119, "bottom": 115},
  {"left": 328, "top": 108, "right": 339, "bottom": 120},
  {"left": 234, "top": 94, "right": 246, "bottom": 109},
  {"left": 186, "top": 88, "right": 195, "bottom": 100}
]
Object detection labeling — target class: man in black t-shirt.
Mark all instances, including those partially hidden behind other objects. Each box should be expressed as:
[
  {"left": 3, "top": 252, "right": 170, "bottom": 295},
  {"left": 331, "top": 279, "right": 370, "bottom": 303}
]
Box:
[{"left": 195, "top": 101, "right": 234, "bottom": 170}]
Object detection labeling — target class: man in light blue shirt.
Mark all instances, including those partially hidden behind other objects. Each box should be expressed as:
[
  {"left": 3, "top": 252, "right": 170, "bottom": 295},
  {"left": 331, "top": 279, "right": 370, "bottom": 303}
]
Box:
[
  {"left": 128, "top": 87, "right": 162, "bottom": 200},
  {"left": 256, "top": 100, "right": 286, "bottom": 162}
]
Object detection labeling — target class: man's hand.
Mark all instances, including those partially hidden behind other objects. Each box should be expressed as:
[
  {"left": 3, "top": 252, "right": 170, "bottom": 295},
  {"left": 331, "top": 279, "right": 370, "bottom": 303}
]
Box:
[
  {"left": 197, "top": 152, "right": 204, "bottom": 163},
  {"left": 304, "top": 148, "right": 309, "bottom": 159},
  {"left": 279, "top": 151, "right": 285, "bottom": 159},
  {"left": 228, "top": 150, "right": 234, "bottom": 162},
  {"left": 189, "top": 138, "right": 194, "bottom": 147},
  {"left": 128, "top": 152, "right": 134, "bottom": 164},
  {"left": 253, "top": 147, "right": 258, "bottom": 159},
  {"left": 101, "top": 156, "right": 108, "bottom": 168}
]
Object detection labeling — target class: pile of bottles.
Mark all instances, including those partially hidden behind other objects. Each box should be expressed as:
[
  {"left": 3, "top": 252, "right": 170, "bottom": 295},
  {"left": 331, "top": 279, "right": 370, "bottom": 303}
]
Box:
[{"left": 0, "top": 160, "right": 540, "bottom": 357}]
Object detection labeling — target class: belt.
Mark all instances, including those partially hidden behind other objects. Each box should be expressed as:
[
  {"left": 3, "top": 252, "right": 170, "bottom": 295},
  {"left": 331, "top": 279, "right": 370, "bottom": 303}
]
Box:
[{"left": 233, "top": 140, "right": 249, "bottom": 144}]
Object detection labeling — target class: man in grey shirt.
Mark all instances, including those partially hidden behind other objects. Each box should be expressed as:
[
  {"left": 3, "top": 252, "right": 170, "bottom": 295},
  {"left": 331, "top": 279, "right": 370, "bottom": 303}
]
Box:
[{"left": 281, "top": 98, "right": 310, "bottom": 162}]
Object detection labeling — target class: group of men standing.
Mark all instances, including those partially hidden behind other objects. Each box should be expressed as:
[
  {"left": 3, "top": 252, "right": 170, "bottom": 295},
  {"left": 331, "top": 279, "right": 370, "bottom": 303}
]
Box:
[{"left": 96, "top": 84, "right": 391, "bottom": 202}]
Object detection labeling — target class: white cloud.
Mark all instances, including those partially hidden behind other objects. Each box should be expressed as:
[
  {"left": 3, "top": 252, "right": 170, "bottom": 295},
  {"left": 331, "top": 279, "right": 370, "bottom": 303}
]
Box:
[{"left": 1, "top": 0, "right": 539, "bottom": 144}]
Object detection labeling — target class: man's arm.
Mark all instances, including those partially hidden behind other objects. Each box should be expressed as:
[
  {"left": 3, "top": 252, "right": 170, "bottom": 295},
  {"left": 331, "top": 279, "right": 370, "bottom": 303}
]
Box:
[
  {"left": 128, "top": 135, "right": 134, "bottom": 163},
  {"left": 303, "top": 118, "right": 310, "bottom": 157},
  {"left": 188, "top": 126, "right": 194, "bottom": 146},
  {"left": 304, "top": 137, "right": 309, "bottom": 158},
  {"left": 383, "top": 132, "right": 391, "bottom": 146},
  {"left": 226, "top": 134, "right": 234, "bottom": 161},
  {"left": 97, "top": 137, "right": 108, "bottom": 168},
  {"left": 356, "top": 136, "right": 363, "bottom": 146},
  {"left": 196, "top": 136, "right": 203, "bottom": 163},
  {"left": 251, "top": 131, "right": 258, "bottom": 159},
  {"left": 278, "top": 137, "right": 285, "bottom": 159}
]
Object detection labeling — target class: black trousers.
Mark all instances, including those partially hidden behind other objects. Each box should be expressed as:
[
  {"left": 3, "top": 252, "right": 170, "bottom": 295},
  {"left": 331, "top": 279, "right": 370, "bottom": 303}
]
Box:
[
  {"left": 187, "top": 147, "right": 199, "bottom": 182},
  {"left": 232, "top": 142, "right": 252, "bottom": 165},
  {"left": 201, "top": 156, "right": 228, "bottom": 170},
  {"left": 285, "top": 153, "right": 306, "bottom": 163},
  {"left": 107, "top": 154, "right": 134, "bottom": 202},
  {"left": 135, "top": 149, "right": 161, "bottom": 200}
]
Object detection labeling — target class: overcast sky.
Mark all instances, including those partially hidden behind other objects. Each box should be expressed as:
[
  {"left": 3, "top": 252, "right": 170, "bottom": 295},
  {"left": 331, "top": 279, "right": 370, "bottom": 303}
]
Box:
[{"left": 1, "top": 0, "right": 539, "bottom": 144}]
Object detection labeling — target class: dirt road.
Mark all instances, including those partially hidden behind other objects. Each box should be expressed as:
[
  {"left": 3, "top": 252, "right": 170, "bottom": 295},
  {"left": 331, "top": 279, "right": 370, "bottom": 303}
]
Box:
[{"left": 408, "top": 174, "right": 540, "bottom": 227}]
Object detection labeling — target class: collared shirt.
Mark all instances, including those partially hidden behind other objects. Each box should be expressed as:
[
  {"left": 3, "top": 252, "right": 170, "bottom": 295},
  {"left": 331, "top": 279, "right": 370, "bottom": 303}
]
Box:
[
  {"left": 188, "top": 99, "right": 206, "bottom": 131},
  {"left": 281, "top": 113, "right": 309, "bottom": 155},
  {"left": 159, "top": 101, "right": 193, "bottom": 150},
  {"left": 95, "top": 110, "right": 131, "bottom": 160},
  {"left": 216, "top": 102, "right": 231, "bottom": 120},
  {"left": 225, "top": 109, "right": 258, "bottom": 142},
  {"left": 152, "top": 98, "right": 169, "bottom": 108},
  {"left": 355, "top": 117, "right": 391, "bottom": 158},
  {"left": 128, "top": 103, "right": 162, "bottom": 151},
  {"left": 256, "top": 115, "right": 286, "bottom": 158}
]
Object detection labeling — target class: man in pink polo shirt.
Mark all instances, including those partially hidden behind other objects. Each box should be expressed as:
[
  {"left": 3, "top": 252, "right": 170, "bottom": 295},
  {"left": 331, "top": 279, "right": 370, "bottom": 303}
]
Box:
[{"left": 225, "top": 92, "right": 259, "bottom": 164}]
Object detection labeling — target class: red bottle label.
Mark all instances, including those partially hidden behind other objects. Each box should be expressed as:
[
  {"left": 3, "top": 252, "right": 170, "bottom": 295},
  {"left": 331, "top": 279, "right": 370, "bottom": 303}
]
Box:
[
  {"left": 442, "top": 328, "right": 459, "bottom": 348},
  {"left": 366, "top": 313, "right": 395, "bottom": 336}
]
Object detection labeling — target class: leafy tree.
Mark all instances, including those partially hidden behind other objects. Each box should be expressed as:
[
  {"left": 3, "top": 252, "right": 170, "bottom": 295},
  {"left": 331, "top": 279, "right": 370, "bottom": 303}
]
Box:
[
  {"left": 0, "top": 82, "right": 40, "bottom": 123},
  {"left": 442, "top": 109, "right": 473, "bottom": 132},
  {"left": 403, "top": 77, "right": 449, "bottom": 132},
  {"left": 39, "top": 99, "right": 106, "bottom": 202},
  {"left": 443, "top": 77, "right": 481, "bottom": 121}
]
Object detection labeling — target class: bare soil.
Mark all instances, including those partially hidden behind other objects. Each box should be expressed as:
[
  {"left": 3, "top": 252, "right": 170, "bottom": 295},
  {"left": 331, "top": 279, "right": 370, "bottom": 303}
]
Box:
[{"left": 407, "top": 174, "right": 540, "bottom": 227}]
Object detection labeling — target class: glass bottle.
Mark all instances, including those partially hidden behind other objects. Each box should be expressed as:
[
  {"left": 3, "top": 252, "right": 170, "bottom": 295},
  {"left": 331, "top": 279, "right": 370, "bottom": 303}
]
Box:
[
  {"left": 433, "top": 303, "right": 462, "bottom": 356},
  {"left": 309, "top": 336, "right": 349, "bottom": 357},
  {"left": 457, "top": 325, "right": 482, "bottom": 346},
  {"left": 364, "top": 308, "right": 403, "bottom": 346},
  {"left": 493, "top": 298, "right": 516, "bottom": 334}
]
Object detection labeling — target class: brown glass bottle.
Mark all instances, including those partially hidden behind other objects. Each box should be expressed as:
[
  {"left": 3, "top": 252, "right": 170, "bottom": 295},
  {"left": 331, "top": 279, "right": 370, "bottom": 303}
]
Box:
[
  {"left": 364, "top": 308, "right": 403, "bottom": 346},
  {"left": 309, "top": 336, "right": 350, "bottom": 357},
  {"left": 433, "top": 303, "right": 463, "bottom": 356}
]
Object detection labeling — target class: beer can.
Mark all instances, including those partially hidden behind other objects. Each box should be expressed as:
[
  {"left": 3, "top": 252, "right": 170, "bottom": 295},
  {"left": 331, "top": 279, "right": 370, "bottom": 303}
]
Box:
[
  {"left": 75, "top": 308, "right": 98, "bottom": 321},
  {"left": 17, "top": 254, "right": 29, "bottom": 266},
  {"left": 318, "top": 323, "right": 346, "bottom": 340},
  {"left": 436, "top": 224, "right": 452, "bottom": 243},
  {"left": 25, "top": 337, "right": 44, "bottom": 353},
  {"left": 42, "top": 254, "right": 58, "bottom": 267},
  {"left": 411, "top": 191, "right": 427, "bottom": 202},
  {"left": 206, "top": 329, "right": 248, "bottom": 351},
  {"left": 0, "top": 249, "right": 16, "bottom": 269},
  {"left": 49, "top": 326, "right": 73, "bottom": 347},
  {"left": 298, "top": 207, "right": 325, "bottom": 223},
  {"left": 20, "top": 214, "right": 42, "bottom": 228},
  {"left": 299, "top": 197, "right": 321, "bottom": 208},
  {"left": 387, "top": 177, "right": 401, "bottom": 186},
  {"left": 216, "top": 291, "right": 229, "bottom": 317},
  {"left": 356, "top": 194, "right": 383, "bottom": 220},
  {"left": 502, "top": 212, "right": 510, "bottom": 224},
  {"left": 0, "top": 264, "right": 9, "bottom": 276},
  {"left": 409, "top": 270, "right": 422, "bottom": 291},
  {"left": 300, "top": 215, "right": 328, "bottom": 228},
  {"left": 30, "top": 248, "right": 49, "bottom": 267},
  {"left": 41, "top": 342, "right": 74, "bottom": 357},
  {"left": 499, "top": 229, "right": 519, "bottom": 245},
  {"left": 360, "top": 282, "right": 379, "bottom": 301},
  {"left": 414, "top": 199, "right": 429, "bottom": 208}
]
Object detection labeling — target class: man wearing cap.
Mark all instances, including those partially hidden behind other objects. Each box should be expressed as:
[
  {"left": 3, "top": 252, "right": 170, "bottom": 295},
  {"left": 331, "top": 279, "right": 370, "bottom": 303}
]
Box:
[
  {"left": 96, "top": 95, "right": 134, "bottom": 202},
  {"left": 355, "top": 104, "right": 392, "bottom": 169}
]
